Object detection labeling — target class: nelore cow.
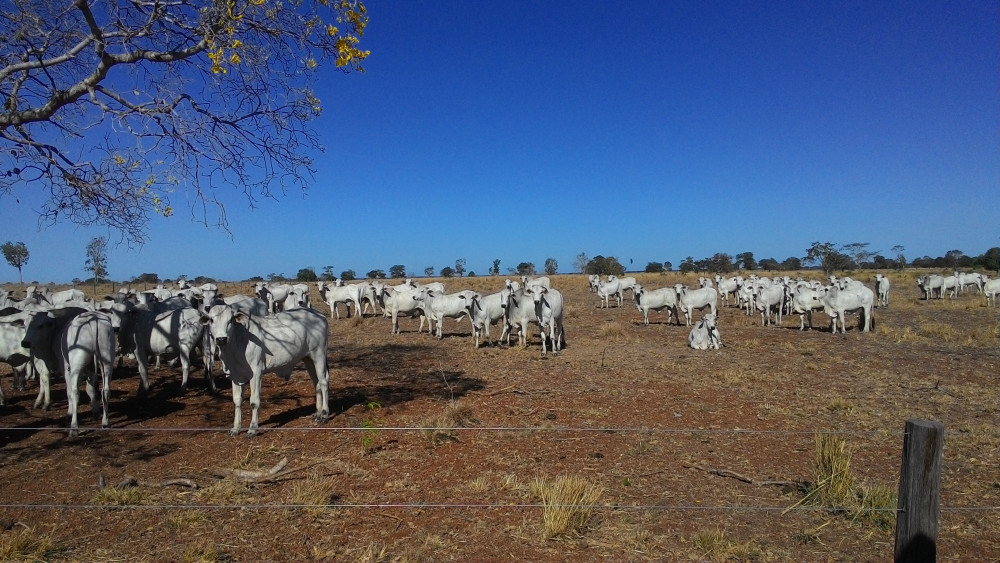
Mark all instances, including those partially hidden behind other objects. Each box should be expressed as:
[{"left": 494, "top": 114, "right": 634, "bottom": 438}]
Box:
[
  {"left": 21, "top": 308, "right": 115, "bottom": 436},
  {"left": 818, "top": 284, "right": 875, "bottom": 334},
  {"left": 526, "top": 286, "right": 565, "bottom": 356},
  {"left": 674, "top": 285, "right": 718, "bottom": 326},
  {"left": 202, "top": 305, "right": 330, "bottom": 436},
  {"left": 688, "top": 313, "right": 721, "bottom": 350},
  {"left": 465, "top": 290, "right": 508, "bottom": 348},
  {"left": 632, "top": 284, "right": 679, "bottom": 326}
]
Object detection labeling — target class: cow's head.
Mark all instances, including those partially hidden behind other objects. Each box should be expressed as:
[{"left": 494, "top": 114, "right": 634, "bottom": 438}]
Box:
[{"left": 202, "top": 305, "right": 249, "bottom": 347}]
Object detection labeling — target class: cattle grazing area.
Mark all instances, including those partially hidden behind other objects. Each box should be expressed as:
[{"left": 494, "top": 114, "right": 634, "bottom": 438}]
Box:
[{"left": 0, "top": 271, "right": 997, "bottom": 561}]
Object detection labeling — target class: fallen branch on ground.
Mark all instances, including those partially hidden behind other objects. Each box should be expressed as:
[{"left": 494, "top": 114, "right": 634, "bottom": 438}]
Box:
[{"left": 683, "top": 462, "right": 800, "bottom": 488}]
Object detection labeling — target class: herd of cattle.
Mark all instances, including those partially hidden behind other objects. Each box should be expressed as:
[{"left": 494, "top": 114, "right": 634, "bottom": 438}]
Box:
[
  {"left": 0, "top": 269, "right": 996, "bottom": 437},
  {"left": 0, "top": 277, "right": 565, "bottom": 437}
]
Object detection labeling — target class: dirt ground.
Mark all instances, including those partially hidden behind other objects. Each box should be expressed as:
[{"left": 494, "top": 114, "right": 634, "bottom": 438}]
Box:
[{"left": 1, "top": 272, "right": 997, "bottom": 562}]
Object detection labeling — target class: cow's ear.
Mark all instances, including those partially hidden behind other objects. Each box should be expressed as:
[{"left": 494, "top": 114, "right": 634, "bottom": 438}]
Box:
[
  {"left": 234, "top": 312, "right": 250, "bottom": 325},
  {"left": 200, "top": 316, "right": 211, "bottom": 325}
]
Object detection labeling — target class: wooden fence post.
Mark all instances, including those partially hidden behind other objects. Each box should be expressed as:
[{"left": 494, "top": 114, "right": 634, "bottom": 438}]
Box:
[{"left": 894, "top": 418, "right": 944, "bottom": 563}]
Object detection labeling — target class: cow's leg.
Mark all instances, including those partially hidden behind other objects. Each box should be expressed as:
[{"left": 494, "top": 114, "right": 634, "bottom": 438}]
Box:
[
  {"left": 100, "top": 357, "right": 112, "bottom": 429},
  {"left": 179, "top": 344, "right": 192, "bottom": 392},
  {"left": 246, "top": 372, "right": 263, "bottom": 437},
  {"left": 134, "top": 346, "right": 151, "bottom": 393},
  {"left": 306, "top": 355, "right": 329, "bottom": 423},
  {"left": 230, "top": 381, "right": 244, "bottom": 436},
  {"left": 65, "top": 368, "right": 80, "bottom": 438},
  {"left": 33, "top": 361, "right": 51, "bottom": 410}
]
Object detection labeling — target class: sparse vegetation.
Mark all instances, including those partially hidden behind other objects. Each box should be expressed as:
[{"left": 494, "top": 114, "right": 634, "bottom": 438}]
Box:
[
  {"left": 530, "top": 475, "right": 603, "bottom": 539},
  {"left": 0, "top": 527, "right": 63, "bottom": 561}
]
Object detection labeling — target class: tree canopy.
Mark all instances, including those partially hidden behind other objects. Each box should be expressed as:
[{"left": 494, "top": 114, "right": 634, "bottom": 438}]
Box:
[{"left": 0, "top": 0, "right": 369, "bottom": 243}]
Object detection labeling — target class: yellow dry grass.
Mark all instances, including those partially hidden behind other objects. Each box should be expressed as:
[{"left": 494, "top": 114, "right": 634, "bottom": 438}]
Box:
[{"left": 530, "top": 475, "right": 604, "bottom": 539}]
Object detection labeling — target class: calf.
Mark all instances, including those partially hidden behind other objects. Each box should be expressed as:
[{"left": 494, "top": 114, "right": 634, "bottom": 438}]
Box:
[
  {"left": 874, "top": 274, "right": 891, "bottom": 308},
  {"left": 202, "top": 305, "right": 330, "bottom": 436},
  {"left": 688, "top": 313, "right": 721, "bottom": 350}
]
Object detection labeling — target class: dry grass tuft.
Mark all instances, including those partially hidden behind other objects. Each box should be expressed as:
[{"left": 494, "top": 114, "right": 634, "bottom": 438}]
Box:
[
  {"left": 691, "top": 528, "right": 774, "bottom": 562},
  {"left": 180, "top": 541, "right": 231, "bottom": 563},
  {"left": 0, "top": 527, "right": 63, "bottom": 561},
  {"left": 421, "top": 401, "right": 479, "bottom": 444},
  {"left": 794, "top": 434, "right": 897, "bottom": 530},
  {"left": 852, "top": 482, "right": 897, "bottom": 530},
  {"left": 599, "top": 321, "right": 627, "bottom": 340},
  {"left": 806, "top": 434, "right": 855, "bottom": 510},
  {"left": 287, "top": 473, "right": 339, "bottom": 516},
  {"left": 93, "top": 485, "right": 151, "bottom": 506},
  {"left": 530, "top": 475, "right": 603, "bottom": 539},
  {"left": 826, "top": 398, "right": 855, "bottom": 415},
  {"left": 349, "top": 542, "right": 391, "bottom": 563},
  {"left": 163, "top": 510, "right": 210, "bottom": 531}
]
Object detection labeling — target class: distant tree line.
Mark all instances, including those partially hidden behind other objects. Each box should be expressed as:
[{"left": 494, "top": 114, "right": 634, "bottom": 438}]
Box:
[{"left": 5, "top": 243, "right": 999, "bottom": 285}]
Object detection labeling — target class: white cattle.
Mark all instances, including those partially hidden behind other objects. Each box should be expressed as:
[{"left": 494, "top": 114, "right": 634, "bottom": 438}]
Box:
[
  {"left": 317, "top": 281, "right": 364, "bottom": 319},
  {"left": 526, "top": 286, "right": 565, "bottom": 356},
  {"left": 255, "top": 282, "right": 294, "bottom": 313},
  {"left": 504, "top": 279, "right": 521, "bottom": 292},
  {"left": 413, "top": 289, "right": 476, "bottom": 339},
  {"left": 35, "top": 288, "right": 87, "bottom": 307},
  {"left": 596, "top": 277, "right": 623, "bottom": 308},
  {"left": 501, "top": 288, "right": 536, "bottom": 348},
  {"left": 754, "top": 284, "right": 785, "bottom": 327},
  {"left": 955, "top": 272, "right": 984, "bottom": 295},
  {"left": 917, "top": 275, "right": 945, "bottom": 300},
  {"left": 587, "top": 274, "right": 600, "bottom": 293},
  {"left": 521, "top": 275, "right": 551, "bottom": 289},
  {"left": 608, "top": 274, "right": 637, "bottom": 299},
  {"left": 818, "top": 284, "right": 875, "bottom": 334},
  {"left": 377, "top": 284, "right": 428, "bottom": 334},
  {"left": 874, "top": 274, "right": 891, "bottom": 308},
  {"left": 0, "top": 311, "right": 44, "bottom": 406},
  {"left": 984, "top": 278, "right": 1000, "bottom": 306},
  {"left": 698, "top": 277, "right": 714, "bottom": 289},
  {"left": 674, "top": 285, "right": 718, "bottom": 326},
  {"left": 466, "top": 290, "right": 508, "bottom": 348},
  {"left": 632, "top": 284, "right": 679, "bottom": 326},
  {"left": 118, "top": 305, "right": 211, "bottom": 393},
  {"left": 714, "top": 275, "right": 740, "bottom": 307},
  {"left": 202, "top": 305, "right": 330, "bottom": 436},
  {"left": 940, "top": 275, "right": 959, "bottom": 299},
  {"left": 688, "top": 313, "right": 721, "bottom": 350},
  {"left": 22, "top": 309, "right": 115, "bottom": 436},
  {"left": 788, "top": 286, "right": 826, "bottom": 331}
]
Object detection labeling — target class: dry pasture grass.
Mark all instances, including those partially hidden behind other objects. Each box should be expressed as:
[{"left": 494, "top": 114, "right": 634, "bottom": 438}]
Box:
[
  {"left": 0, "top": 269, "right": 996, "bottom": 560},
  {"left": 530, "top": 475, "right": 604, "bottom": 539}
]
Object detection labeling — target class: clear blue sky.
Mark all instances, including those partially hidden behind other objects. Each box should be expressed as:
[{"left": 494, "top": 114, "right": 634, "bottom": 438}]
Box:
[{"left": 2, "top": 1, "right": 998, "bottom": 283}]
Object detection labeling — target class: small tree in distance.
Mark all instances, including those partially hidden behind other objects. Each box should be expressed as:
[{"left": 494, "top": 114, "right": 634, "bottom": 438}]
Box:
[
  {"left": 84, "top": 237, "right": 109, "bottom": 292},
  {"left": 544, "top": 258, "right": 558, "bottom": 275},
  {"left": 1, "top": 241, "right": 29, "bottom": 283}
]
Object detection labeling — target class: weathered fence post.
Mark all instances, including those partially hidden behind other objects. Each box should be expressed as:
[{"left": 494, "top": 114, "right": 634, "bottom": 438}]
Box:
[{"left": 894, "top": 418, "right": 944, "bottom": 563}]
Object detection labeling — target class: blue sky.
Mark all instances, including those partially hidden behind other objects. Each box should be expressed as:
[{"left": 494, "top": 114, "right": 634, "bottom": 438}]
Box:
[{"left": 2, "top": 1, "right": 998, "bottom": 283}]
